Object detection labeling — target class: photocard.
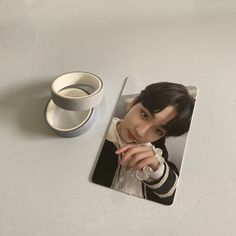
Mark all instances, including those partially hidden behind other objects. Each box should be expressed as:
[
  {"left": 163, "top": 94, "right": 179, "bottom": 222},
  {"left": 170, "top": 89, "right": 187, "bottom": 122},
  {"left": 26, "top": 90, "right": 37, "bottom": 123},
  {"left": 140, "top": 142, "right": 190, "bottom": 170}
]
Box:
[{"left": 92, "top": 77, "right": 198, "bottom": 205}]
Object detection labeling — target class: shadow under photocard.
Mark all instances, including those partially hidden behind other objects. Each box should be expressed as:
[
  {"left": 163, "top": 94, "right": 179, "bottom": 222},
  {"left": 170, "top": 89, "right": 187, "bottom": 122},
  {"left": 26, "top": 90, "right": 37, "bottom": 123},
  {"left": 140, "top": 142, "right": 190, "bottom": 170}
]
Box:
[{"left": 91, "top": 77, "right": 198, "bottom": 206}]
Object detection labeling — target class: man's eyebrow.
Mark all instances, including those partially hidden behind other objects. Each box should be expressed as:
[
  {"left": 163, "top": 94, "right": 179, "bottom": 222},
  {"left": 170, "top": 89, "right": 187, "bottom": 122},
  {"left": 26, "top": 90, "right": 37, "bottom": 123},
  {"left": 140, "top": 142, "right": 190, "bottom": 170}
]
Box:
[{"left": 143, "top": 107, "right": 154, "bottom": 117}]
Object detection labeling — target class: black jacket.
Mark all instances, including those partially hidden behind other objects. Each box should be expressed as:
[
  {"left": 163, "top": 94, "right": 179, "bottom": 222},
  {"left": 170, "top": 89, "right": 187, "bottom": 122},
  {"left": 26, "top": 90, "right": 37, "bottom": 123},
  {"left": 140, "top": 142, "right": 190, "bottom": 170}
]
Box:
[{"left": 92, "top": 137, "right": 179, "bottom": 205}]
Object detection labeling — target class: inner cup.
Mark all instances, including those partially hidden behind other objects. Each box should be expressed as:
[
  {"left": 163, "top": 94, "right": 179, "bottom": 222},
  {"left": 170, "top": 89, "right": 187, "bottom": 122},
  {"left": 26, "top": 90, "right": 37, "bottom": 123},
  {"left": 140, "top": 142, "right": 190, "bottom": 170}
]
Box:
[{"left": 45, "top": 88, "right": 92, "bottom": 131}]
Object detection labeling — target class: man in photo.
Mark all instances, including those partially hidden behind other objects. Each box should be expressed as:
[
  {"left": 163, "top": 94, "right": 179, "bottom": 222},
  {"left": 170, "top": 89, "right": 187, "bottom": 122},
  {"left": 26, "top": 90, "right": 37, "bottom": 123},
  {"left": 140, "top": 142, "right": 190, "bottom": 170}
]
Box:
[{"left": 92, "top": 82, "right": 195, "bottom": 205}]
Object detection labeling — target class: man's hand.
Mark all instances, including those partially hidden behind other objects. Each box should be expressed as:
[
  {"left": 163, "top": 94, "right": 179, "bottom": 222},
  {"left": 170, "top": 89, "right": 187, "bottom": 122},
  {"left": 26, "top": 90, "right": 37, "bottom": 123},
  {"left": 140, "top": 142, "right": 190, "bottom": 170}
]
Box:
[{"left": 115, "top": 144, "right": 160, "bottom": 171}]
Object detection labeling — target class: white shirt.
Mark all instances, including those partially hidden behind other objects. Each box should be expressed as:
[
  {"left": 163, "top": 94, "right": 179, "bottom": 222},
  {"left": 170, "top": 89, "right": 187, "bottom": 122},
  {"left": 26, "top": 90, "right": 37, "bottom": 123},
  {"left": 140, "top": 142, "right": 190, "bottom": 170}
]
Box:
[{"left": 106, "top": 117, "right": 165, "bottom": 198}]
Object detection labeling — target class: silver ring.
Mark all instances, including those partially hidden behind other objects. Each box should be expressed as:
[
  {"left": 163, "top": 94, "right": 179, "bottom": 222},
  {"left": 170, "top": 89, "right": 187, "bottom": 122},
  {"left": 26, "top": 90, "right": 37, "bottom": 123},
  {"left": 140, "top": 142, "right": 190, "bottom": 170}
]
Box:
[{"left": 51, "top": 71, "right": 103, "bottom": 111}]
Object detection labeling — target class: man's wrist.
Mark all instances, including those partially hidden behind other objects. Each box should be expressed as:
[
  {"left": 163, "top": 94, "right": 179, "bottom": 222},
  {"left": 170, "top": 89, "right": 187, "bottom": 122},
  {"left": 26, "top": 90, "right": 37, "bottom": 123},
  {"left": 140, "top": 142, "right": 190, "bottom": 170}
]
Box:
[{"left": 143, "top": 163, "right": 165, "bottom": 182}]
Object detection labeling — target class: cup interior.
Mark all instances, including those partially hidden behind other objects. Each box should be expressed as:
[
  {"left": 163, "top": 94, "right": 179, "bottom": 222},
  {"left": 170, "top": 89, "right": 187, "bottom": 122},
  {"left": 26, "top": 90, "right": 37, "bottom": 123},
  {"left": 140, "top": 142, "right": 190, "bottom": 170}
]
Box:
[{"left": 52, "top": 72, "right": 102, "bottom": 98}]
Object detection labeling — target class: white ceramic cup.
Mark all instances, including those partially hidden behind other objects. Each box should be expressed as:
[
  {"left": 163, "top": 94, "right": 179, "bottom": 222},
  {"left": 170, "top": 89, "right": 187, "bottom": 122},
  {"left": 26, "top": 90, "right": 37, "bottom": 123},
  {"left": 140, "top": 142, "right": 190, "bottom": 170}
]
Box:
[
  {"left": 51, "top": 71, "right": 103, "bottom": 111},
  {"left": 45, "top": 87, "right": 95, "bottom": 137}
]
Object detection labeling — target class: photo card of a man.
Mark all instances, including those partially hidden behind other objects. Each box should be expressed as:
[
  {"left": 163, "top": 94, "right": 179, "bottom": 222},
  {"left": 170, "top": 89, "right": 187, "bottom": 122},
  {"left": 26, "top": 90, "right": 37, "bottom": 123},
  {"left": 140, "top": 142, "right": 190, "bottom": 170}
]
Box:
[{"left": 92, "top": 77, "right": 198, "bottom": 205}]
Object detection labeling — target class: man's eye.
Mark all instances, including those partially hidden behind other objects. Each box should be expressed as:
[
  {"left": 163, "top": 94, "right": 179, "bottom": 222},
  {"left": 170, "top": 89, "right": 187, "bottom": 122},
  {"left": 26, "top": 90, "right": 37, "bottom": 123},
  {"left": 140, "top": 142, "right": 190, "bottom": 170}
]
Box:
[
  {"left": 156, "top": 129, "right": 164, "bottom": 136},
  {"left": 141, "top": 111, "right": 148, "bottom": 119}
]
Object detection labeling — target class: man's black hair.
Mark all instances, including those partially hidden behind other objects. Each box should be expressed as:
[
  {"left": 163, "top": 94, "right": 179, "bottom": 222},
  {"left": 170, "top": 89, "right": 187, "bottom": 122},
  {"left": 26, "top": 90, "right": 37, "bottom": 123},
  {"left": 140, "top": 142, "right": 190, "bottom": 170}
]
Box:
[{"left": 133, "top": 82, "right": 195, "bottom": 137}]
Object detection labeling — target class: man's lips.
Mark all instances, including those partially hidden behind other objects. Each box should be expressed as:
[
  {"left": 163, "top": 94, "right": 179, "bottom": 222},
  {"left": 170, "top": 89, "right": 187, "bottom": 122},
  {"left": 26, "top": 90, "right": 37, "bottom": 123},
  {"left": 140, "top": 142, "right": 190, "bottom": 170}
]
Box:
[{"left": 127, "top": 130, "right": 136, "bottom": 141}]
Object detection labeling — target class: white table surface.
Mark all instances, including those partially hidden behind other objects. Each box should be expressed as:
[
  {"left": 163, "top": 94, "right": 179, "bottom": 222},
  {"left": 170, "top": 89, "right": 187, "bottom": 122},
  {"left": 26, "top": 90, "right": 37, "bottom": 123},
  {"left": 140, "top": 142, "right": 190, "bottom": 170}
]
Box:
[{"left": 1, "top": 1, "right": 236, "bottom": 235}]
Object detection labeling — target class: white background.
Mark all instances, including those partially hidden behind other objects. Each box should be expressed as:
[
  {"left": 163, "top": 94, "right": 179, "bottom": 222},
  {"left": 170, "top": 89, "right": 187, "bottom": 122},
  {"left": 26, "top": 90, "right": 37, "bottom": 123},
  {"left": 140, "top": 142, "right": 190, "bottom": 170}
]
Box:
[{"left": 0, "top": 1, "right": 236, "bottom": 235}]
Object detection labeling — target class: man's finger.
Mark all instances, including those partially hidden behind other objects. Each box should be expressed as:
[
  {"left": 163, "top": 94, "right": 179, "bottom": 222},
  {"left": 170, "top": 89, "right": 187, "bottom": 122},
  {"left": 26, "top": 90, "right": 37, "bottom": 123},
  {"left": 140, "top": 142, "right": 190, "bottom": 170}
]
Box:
[
  {"left": 119, "top": 146, "right": 151, "bottom": 165},
  {"left": 127, "top": 152, "right": 151, "bottom": 168},
  {"left": 115, "top": 144, "right": 134, "bottom": 154}
]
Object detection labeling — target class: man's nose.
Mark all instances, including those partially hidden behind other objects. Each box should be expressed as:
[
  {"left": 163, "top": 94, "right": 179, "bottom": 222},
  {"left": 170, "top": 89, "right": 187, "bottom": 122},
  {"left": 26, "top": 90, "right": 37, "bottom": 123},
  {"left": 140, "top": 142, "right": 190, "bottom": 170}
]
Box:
[{"left": 134, "top": 124, "right": 150, "bottom": 137}]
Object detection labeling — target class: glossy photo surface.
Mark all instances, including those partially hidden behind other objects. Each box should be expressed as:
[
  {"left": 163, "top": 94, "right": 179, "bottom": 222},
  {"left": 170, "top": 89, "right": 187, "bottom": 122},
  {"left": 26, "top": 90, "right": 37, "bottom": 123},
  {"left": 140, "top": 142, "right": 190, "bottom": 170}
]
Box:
[{"left": 92, "top": 78, "right": 198, "bottom": 205}]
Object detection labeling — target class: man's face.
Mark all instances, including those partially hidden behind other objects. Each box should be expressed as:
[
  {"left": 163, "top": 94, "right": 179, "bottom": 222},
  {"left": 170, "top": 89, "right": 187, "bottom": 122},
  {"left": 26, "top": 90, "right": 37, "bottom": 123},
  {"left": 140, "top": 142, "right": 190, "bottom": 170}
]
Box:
[{"left": 117, "top": 103, "right": 177, "bottom": 144}]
